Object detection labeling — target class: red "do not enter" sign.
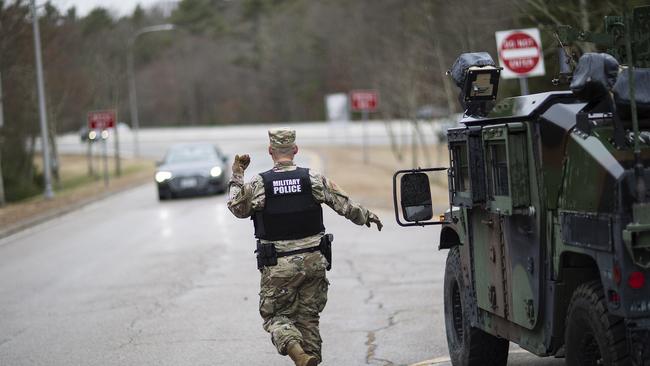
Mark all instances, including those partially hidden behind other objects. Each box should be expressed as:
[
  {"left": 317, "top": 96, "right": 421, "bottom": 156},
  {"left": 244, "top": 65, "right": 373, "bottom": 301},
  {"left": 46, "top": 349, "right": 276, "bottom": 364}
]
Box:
[
  {"left": 87, "top": 110, "right": 116, "bottom": 130},
  {"left": 495, "top": 28, "right": 545, "bottom": 79},
  {"left": 350, "top": 90, "right": 379, "bottom": 112}
]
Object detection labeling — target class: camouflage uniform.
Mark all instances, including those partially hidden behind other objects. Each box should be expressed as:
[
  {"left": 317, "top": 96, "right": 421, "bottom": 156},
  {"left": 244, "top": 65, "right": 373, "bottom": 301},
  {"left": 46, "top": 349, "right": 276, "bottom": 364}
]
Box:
[{"left": 227, "top": 128, "right": 379, "bottom": 362}]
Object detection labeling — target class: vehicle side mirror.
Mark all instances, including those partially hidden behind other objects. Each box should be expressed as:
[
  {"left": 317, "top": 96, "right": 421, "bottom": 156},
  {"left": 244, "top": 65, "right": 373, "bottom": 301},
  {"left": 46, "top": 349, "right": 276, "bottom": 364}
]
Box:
[
  {"left": 393, "top": 167, "right": 449, "bottom": 227},
  {"left": 221, "top": 155, "right": 228, "bottom": 163},
  {"left": 155, "top": 161, "right": 163, "bottom": 167},
  {"left": 401, "top": 173, "right": 433, "bottom": 221}
]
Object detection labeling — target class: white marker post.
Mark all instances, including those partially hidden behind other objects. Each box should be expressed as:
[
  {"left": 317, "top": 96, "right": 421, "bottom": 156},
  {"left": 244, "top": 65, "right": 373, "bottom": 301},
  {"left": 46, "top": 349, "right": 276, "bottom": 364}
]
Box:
[
  {"left": 495, "top": 28, "right": 546, "bottom": 95},
  {"left": 325, "top": 93, "right": 350, "bottom": 144}
]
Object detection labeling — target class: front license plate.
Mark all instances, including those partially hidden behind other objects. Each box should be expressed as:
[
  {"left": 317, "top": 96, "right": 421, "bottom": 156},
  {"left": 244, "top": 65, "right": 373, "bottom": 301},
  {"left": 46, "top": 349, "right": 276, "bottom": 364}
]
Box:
[{"left": 180, "top": 178, "right": 197, "bottom": 188}]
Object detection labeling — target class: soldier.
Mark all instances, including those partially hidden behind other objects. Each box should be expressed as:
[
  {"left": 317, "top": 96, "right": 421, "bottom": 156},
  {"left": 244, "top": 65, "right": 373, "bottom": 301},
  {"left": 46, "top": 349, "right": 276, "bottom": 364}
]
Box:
[{"left": 227, "top": 127, "right": 383, "bottom": 366}]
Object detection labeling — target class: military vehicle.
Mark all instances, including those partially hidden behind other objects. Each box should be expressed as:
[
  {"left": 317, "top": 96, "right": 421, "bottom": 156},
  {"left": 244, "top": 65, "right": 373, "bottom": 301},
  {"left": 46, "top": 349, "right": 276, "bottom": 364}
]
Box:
[{"left": 392, "top": 6, "right": 650, "bottom": 366}]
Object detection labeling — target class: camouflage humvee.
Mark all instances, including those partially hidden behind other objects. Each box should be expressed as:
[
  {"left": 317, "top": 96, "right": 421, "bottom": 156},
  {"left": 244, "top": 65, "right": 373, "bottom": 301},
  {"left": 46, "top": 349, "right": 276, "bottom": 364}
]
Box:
[{"left": 393, "top": 6, "right": 650, "bottom": 366}]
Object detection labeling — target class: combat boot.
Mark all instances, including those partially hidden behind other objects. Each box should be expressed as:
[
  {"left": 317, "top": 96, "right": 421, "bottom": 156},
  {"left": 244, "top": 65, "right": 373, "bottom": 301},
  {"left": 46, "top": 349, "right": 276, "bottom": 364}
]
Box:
[{"left": 287, "top": 341, "right": 318, "bottom": 366}]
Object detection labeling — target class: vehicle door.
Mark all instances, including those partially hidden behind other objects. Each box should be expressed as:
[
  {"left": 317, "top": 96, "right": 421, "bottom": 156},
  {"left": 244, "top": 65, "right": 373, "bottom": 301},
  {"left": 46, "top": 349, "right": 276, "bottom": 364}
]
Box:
[{"left": 472, "top": 123, "right": 541, "bottom": 329}]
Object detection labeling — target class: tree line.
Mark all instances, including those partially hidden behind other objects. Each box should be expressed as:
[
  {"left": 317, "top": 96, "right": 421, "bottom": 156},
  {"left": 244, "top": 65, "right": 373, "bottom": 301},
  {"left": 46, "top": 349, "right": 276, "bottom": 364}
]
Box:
[{"left": 0, "top": 0, "right": 641, "bottom": 201}]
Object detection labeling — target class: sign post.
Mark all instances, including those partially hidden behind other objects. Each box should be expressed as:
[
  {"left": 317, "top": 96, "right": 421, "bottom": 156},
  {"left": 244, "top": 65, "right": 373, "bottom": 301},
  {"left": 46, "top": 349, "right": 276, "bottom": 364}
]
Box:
[
  {"left": 87, "top": 137, "right": 94, "bottom": 177},
  {"left": 495, "top": 28, "right": 545, "bottom": 95},
  {"left": 101, "top": 130, "right": 109, "bottom": 188},
  {"left": 88, "top": 110, "right": 116, "bottom": 187},
  {"left": 350, "top": 90, "right": 379, "bottom": 164},
  {"left": 113, "top": 120, "right": 121, "bottom": 176}
]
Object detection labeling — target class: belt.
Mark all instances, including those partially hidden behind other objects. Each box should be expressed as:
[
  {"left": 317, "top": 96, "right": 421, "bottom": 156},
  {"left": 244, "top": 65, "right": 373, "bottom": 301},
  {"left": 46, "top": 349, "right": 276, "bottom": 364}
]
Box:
[{"left": 276, "top": 245, "right": 321, "bottom": 258}]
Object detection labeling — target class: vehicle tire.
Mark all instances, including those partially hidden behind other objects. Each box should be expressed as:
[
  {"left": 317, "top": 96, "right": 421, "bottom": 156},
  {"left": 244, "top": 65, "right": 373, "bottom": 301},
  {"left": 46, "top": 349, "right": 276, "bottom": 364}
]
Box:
[
  {"left": 565, "top": 280, "right": 631, "bottom": 366},
  {"left": 158, "top": 189, "right": 171, "bottom": 201},
  {"left": 444, "top": 246, "right": 509, "bottom": 366}
]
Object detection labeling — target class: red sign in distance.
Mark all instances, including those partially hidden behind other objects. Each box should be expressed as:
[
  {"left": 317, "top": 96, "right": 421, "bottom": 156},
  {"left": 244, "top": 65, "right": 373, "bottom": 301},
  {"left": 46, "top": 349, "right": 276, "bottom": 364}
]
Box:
[
  {"left": 350, "top": 90, "right": 379, "bottom": 112},
  {"left": 87, "top": 110, "right": 116, "bottom": 130},
  {"left": 499, "top": 32, "right": 540, "bottom": 75}
]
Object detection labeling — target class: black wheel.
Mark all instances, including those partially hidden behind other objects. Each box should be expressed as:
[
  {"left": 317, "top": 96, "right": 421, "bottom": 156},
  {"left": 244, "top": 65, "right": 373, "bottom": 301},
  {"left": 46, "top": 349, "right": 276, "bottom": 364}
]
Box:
[
  {"left": 158, "top": 188, "right": 172, "bottom": 201},
  {"left": 444, "top": 246, "right": 509, "bottom": 366},
  {"left": 565, "top": 280, "right": 631, "bottom": 366}
]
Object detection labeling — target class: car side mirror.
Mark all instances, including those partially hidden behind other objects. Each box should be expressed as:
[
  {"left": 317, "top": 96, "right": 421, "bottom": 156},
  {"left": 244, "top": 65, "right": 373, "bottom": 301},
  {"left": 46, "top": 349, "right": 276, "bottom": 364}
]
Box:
[
  {"left": 221, "top": 155, "right": 228, "bottom": 163},
  {"left": 155, "top": 161, "right": 163, "bottom": 167},
  {"left": 393, "top": 168, "right": 449, "bottom": 227}
]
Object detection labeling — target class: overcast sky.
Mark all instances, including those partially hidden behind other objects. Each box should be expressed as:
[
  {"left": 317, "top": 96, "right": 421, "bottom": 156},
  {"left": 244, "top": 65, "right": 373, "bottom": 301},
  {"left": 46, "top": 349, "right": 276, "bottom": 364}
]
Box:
[{"left": 49, "top": 0, "right": 166, "bottom": 17}]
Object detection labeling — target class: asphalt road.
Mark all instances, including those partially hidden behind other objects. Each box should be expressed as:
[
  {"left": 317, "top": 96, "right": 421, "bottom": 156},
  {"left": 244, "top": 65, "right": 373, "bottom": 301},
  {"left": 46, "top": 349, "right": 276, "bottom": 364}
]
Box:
[{"left": 2, "top": 131, "right": 566, "bottom": 365}]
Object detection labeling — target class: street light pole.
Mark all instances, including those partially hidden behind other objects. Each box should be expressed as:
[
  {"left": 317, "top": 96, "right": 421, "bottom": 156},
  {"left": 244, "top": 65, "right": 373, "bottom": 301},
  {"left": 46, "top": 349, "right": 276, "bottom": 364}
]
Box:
[
  {"left": 31, "top": 0, "right": 54, "bottom": 199},
  {"left": 126, "top": 43, "right": 139, "bottom": 158},
  {"left": 127, "top": 24, "right": 175, "bottom": 158}
]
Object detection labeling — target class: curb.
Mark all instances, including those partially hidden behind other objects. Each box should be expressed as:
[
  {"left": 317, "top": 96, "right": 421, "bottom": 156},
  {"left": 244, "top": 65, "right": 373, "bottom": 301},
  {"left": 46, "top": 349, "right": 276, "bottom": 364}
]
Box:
[
  {"left": 410, "top": 357, "right": 451, "bottom": 366},
  {"left": 409, "top": 349, "right": 534, "bottom": 366}
]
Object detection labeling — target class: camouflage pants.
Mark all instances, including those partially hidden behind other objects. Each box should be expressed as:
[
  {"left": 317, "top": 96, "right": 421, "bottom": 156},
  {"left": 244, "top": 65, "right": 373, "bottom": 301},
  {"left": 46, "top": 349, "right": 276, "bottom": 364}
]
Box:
[{"left": 259, "top": 251, "right": 329, "bottom": 362}]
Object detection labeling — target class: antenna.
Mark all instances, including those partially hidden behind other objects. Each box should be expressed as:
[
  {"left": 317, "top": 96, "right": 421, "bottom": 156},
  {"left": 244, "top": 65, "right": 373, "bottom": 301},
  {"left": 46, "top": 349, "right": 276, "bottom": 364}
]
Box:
[
  {"left": 552, "top": 32, "right": 575, "bottom": 86},
  {"left": 623, "top": 2, "right": 644, "bottom": 203}
]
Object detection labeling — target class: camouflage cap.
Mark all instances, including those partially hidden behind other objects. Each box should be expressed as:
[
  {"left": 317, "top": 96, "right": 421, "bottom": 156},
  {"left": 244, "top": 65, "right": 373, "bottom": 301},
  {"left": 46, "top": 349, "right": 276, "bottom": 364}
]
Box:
[{"left": 268, "top": 127, "right": 296, "bottom": 148}]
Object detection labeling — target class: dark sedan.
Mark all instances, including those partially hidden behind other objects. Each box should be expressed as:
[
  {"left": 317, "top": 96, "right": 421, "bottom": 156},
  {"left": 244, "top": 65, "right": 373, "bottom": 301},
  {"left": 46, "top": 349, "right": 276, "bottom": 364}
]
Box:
[{"left": 155, "top": 143, "right": 229, "bottom": 200}]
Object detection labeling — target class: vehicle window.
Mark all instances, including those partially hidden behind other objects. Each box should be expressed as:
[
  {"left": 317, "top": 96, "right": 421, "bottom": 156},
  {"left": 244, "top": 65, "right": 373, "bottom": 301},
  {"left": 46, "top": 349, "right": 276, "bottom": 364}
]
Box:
[
  {"left": 451, "top": 143, "right": 470, "bottom": 192},
  {"left": 166, "top": 145, "right": 217, "bottom": 163},
  {"left": 487, "top": 142, "right": 509, "bottom": 197}
]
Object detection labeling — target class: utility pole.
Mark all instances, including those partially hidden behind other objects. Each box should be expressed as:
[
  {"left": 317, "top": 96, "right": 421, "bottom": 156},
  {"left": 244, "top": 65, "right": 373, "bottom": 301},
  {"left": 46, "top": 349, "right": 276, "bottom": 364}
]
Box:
[
  {"left": 31, "top": 0, "right": 54, "bottom": 199},
  {"left": 127, "top": 24, "right": 175, "bottom": 158},
  {"left": 0, "top": 71, "right": 6, "bottom": 207}
]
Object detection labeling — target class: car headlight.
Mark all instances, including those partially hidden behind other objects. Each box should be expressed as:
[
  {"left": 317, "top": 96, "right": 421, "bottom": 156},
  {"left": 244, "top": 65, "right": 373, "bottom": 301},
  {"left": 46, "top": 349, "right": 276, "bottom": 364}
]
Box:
[
  {"left": 210, "top": 166, "right": 223, "bottom": 177},
  {"left": 155, "top": 171, "right": 173, "bottom": 183}
]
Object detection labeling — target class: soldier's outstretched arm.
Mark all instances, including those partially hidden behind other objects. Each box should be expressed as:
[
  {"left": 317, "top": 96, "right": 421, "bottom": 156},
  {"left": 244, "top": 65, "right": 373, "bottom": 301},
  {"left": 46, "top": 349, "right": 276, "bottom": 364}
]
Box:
[
  {"left": 313, "top": 173, "right": 383, "bottom": 231},
  {"left": 227, "top": 154, "right": 264, "bottom": 218}
]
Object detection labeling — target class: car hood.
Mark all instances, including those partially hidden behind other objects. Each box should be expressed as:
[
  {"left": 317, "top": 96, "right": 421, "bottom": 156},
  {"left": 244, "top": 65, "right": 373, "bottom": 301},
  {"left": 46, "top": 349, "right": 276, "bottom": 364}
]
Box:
[{"left": 158, "top": 160, "right": 224, "bottom": 176}]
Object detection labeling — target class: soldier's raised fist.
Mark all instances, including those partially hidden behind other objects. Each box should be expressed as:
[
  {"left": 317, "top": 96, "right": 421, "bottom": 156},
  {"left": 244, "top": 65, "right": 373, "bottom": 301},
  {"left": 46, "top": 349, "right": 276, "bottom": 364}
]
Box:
[{"left": 232, "top": 154, "right": 251, "bottom": 175}]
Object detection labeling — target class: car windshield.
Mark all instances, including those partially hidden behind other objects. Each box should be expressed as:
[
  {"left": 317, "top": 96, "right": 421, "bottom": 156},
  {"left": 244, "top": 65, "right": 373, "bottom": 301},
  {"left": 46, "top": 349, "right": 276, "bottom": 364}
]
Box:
[{"left": 165, "top": 145, "right": 218, "bottom": 164}]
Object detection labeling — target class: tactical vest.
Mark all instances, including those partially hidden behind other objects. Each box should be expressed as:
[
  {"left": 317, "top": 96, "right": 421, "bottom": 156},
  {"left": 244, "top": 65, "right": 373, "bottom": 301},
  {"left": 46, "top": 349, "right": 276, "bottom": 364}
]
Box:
[{"left": 252, "top": 167, "right": 325, "bottom": 241}]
